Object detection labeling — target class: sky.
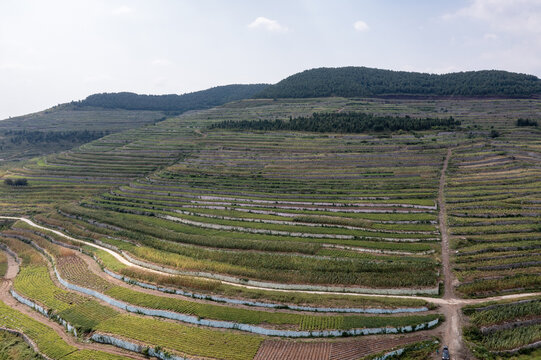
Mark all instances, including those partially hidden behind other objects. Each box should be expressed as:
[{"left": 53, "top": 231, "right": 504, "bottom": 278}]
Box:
[{"left": 1, "top": 0, "right": 541, "bottom": 120}]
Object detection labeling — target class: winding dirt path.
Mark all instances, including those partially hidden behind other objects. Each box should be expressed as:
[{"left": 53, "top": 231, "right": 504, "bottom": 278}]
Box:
[
  {"left": 0, "top": 250, "right": 144, "bottom": 360},
  {"left": 2, "top": 211, "right": 541, "bottom": 360},
  {"left": 1, "top": 216, "right": 539, "bottom": 304}
]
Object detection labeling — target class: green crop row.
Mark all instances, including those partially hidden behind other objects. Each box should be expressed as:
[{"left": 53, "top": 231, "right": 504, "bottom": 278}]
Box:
[
  {"left": 457, "top": 274, "right": 541, "bottom": 297},
  {"left": 465, "top": 299, "right": 541, "bottom": 327},
  {"left": 47, "top": 205, "right": 439, "bottom": 288},
  {"left": 447, "top": 142, "right": 541, "bottom": 298},
  {"left": 58, "top": 248, "right": 437, "bottom": 331},
  {"left": 465, "top": 324, "right": 541, "bottom": 352},
  {"left": 13, "top": 265, "right": 118, "bottom": 334},
  {"left": 90, "top": 247, "right": 431, "bottom": 310},
  {"left": 4, "top": 234, "right": 265, "bottom": 359},
  {"left": 0, "top": 300, "right": 127, "bottom": 360},
  {"left": 0, "top": 330, "right": 42, "bottom": 360},
  {"left": 127, "top": 243, "right": 438, "bottom": 287},
  {"left": 96, "top": 314, "right": 262, "bottom": 360}
]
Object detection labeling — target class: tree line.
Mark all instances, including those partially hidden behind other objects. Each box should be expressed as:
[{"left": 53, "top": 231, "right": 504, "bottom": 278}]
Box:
[
  {"left": 76, "top": 84, "right": 269, "bottom": 113},
  {"left": 4, "top": 130, "right": 109, "bottom": 145},
  {"left": 4, "top": 178, "right": 28, "bottom": 186},
  {"left": 257, "top": 67, "right": 541, "bottom": 99},
  {"left": 516, "top": 118, "right": 538, "bottom": 127},
  {"left": 209, "top": 112, "right": 461, "bottom": 133}
]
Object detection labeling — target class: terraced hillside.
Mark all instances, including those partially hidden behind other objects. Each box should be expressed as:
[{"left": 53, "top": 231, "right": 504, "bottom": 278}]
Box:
[
  {"left": 447, "top": 138, "right": 541, "bottom": 298},
  {"left": 0, "top": 105, "right": 165, "bottom": 163},
  {"left": 0, "top": 84, "right": 267, "bottom": 163},
  {"left": 463, "top": 297, "right": 541, "bottom": 358},
  {"left": 0, "top": 96, "right": 540, "bottom": 359}
]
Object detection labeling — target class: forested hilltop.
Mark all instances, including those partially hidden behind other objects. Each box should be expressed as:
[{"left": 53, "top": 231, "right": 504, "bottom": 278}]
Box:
[
  {"left": 257, "top": 67, "right": 541, "bottom": 98},
  {"left": 78, "top": 84, "right": 269, "bottom": 112}
]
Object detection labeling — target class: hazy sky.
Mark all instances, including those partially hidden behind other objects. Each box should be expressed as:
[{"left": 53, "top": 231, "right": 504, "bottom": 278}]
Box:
[{"left": 1, "top": 0, "right": 540, "bottom": 120}]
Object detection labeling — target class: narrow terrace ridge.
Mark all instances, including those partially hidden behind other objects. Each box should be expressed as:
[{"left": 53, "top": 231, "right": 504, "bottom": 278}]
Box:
[{"left": 1, "top": 215, "right": 539, "bottom": 304}]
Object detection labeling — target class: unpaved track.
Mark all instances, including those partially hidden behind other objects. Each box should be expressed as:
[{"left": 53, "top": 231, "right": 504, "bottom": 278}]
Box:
[
  {"left": 438, "top": 149, "right": 473, "bottom": 359},
  {"left": 3, "top": 203, "right": 541, "bottom": 360},
  {"left": 440, "top": 149, "right": 454, "bottom": 301},
  {"left": 1, "top": 216, "right": 539, "bottom": 304},
  {"left": 438, "top": 149, "right": 466, "bottom": 358},
  {"left": 0, "top": 250, "right": 144, "bottom": 359}
]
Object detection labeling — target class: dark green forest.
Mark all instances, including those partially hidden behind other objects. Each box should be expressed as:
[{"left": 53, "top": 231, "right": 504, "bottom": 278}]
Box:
[
  {"left": 257, "top": 67, "right": 541, "bottom": 98},
  {"left": 3, "top": 130, "right": 109, "bottom": 145},
  {"left": 210, "top": 112, "right": 461, "bottom": 133},
  {"left": 78, "top": 84, "right": 269, "bottom": 112},
  {"left": 516, "top": 118, "right": 538, "bottom": 127}
]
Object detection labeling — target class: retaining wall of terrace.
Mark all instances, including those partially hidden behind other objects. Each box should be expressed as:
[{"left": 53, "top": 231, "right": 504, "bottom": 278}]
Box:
[
  {"left": 171, "top": 209, "right": 438, "bottom": 234},
  {"left": 55, "top": 267, "right": 440, "bottom": 338},
  {"left": 103, "top": 268, "right": 430, "bottom": 314},
  {"left": 373, "top": 348, "right": 405, "bottom": 360},
  {"left": 321, "top": 244, "right": 435, "bottom": 256},
  {"left": 91, "top": 333, "right": 188, "bottom": 360},
  {"left": 495, "top": 340, "right": 541, "bottom": 355},
  {"left": 6, "top": 229, "right": 435, "bottom": 314},
  {"left": 0, "top": 243, "right": 20, "bottom": 264},
  {"left": 10, "top": 288, "right": 78, "bottom": 336},
  {"left": 122, "top": 251, "right": 440, "bottom": 296},
  {"left": 0, "top": 327, "right": 54, "bottom": 360},
  {"left": 161, "top": 215, "right": 355, "bottom": 240}
]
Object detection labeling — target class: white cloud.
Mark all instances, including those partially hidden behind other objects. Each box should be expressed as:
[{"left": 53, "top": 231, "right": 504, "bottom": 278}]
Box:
[
  {"left": 112, "top": 6, "right": 135, "bottom": 16},
  {"left": 484, "top": 33, "right": 498, "bottom": 40},
  {"left": 443, "top": 0, "right": 541, "bottom": 76},
  {"left": 444, "top": 0, "right": 541, "bottom": 35},
  {"left": 151, "top": 58, "right": 172, "bottom": 66},
  {"left": 248, "top": 17, "right": 288, "bottom": 33},
  {"left": 353, "top": 20, "right": 369, "bottom": 32}
]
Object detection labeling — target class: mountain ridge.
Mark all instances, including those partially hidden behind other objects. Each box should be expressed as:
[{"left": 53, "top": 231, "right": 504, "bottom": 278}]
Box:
[
  {"left": 256, "top": 66, "right": 541, "bottom": 99},
  {"left": 77, "top": 84, "right": 269, "bottom": 113}
]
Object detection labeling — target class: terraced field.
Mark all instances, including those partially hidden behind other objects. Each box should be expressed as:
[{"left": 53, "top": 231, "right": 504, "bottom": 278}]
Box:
[
  {"left": 447, "top": 137, "right": 541, "bottom": 298},
  {"left": 0, "top": 330, "right": 42, "bottom": 360},
  {"left": 463, "top": 297, "right": 541, "bottom": 359},
  {"left": 0, "top": 96, "right": 540, "bottom": 359},
  {"left": 0, "top": 105, "right": 165, "bottom": 163},
  {"left": 3, "top": 224, "right": 441, "bottom": 334},
  {"left": 57, "top": 130, "right": 445, "bottom": 293},
  {"left": 0, "top": 235, "right": 264, "bottom": 359}
]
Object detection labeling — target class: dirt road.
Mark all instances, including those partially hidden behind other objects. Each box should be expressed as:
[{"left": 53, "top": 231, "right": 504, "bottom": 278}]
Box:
[
  {"left": 2, "top": 216, "right": 539, "bottom": 305},
  {"left": 2, "top": 180, "right": 541, "bottom": 360},
  {"left": 0, "top": 250, "right": 144, "bottom": 359}
]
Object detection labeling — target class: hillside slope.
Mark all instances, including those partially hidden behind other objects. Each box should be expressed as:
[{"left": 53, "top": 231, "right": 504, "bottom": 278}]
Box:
[
  {"left": 0, "top": 107, "right": 165, "bottom": 162},
  {"left": 0, "top": 84, "right": 268, "bottom": 163},
  {"left": 257, "top": 67, "right": 541, "bottom": 98}
]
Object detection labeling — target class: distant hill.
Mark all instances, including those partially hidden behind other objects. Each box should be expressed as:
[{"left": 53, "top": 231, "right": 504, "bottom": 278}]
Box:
[
  {"left": 0, "top": 84, "right": 268, "bottom": 162},
  {"left": 0, "top": 107, "right": 164, "bottom": 162},
  {"left": 78, "top": 84, "right": 269, "bottom": 113},
  {"left": 257, "top": 67, "right": 541, "bottom": 98}
]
